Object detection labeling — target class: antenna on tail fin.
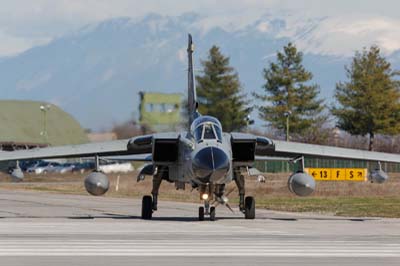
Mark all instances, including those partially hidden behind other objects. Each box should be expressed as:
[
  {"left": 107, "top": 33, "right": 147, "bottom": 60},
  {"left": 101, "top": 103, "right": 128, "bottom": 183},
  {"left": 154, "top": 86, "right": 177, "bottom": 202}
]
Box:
[{"left": 187, "top": 34, "right": 200, "bottom": 126}]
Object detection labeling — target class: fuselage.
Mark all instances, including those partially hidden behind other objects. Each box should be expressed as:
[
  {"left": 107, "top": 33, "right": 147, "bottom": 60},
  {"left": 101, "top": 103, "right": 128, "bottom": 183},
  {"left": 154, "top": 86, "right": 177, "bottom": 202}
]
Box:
[{"left": 182, "top": 115, "right": 233, "bottom": 185}]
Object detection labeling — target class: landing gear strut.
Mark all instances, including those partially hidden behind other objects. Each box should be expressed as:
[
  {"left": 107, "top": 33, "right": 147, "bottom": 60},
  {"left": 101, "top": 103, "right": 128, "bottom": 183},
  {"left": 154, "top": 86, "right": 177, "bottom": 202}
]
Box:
[
  {"left": 151, "top": 172, "right": 162, "bottom": 211},
  {"left": 234, "top": 170, "right": 256, "bottom": 219}
]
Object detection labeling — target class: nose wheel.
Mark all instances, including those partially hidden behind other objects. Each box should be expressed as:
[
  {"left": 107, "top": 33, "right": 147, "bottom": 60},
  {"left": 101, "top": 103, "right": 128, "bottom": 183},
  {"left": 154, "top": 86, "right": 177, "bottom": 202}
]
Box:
[
  {"left": 198, "top": 201, "right": 216, "bottom": 221},
  {"left": 210, "top": 206, "right": 216, "bottom": 221},
  {"left": 198, "top": 206, "right": 205, "bottom": 221}
]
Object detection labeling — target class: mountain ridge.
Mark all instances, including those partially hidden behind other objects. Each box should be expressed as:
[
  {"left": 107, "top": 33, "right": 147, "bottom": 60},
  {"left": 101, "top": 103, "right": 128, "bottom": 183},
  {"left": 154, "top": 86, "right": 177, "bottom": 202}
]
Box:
[{"left": 0, "top": 12, "right": 398, "bottom": 130}]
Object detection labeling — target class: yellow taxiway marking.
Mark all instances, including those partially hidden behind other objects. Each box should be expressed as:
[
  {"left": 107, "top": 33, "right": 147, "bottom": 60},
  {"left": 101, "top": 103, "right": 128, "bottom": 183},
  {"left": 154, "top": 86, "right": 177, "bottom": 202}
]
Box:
[{"left": 304, "top": 168, "right": 367, "bottom": 181}]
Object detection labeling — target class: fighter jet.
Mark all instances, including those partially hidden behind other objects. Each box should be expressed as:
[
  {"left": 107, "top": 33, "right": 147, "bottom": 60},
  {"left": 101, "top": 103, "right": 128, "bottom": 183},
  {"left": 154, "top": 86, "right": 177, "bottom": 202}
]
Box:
[{"left": 0, "top": 35, "right": 396, "bottom": 220}]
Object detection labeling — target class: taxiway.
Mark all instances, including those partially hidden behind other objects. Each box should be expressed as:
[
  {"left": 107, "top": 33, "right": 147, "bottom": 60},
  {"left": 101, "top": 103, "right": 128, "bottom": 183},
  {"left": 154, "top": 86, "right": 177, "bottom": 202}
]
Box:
[{"left": 0, "top": 189, "right": 399, "bottom": 265}]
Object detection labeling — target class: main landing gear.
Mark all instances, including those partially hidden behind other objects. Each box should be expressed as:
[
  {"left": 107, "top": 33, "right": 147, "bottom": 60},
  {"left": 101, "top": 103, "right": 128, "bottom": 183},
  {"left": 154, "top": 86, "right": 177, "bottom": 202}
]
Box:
[
  {"left": 234, "top": 171, "right": 255, "bottom": 219},
  {"left": 141, "top": 167, "right": 164, "bottom": 220},
  {"left": 244, "top": 196, "right": 255, "bottom": 219},
  {"left": 141, "top": 195, "right": 153, "bottom": 220}
]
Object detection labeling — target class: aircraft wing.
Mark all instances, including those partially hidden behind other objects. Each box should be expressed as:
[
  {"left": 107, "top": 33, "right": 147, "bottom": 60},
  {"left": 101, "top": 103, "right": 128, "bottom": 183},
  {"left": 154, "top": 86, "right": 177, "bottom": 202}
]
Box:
[
  {"left": 256, "top": 140, "right": 400, "bottom": 163},
  {"left": 0, "top": 135, "right": 154, "bottom": 162}
]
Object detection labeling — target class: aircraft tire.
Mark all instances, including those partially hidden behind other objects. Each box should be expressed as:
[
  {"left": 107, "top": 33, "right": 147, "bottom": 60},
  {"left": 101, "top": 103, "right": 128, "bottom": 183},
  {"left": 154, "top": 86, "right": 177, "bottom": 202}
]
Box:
[
  {"left": 198, "top": 206, "right": 205, "bottom": 221},
  {"left": 244, "top": 196, "right": 255, "bottom": 219},
  {"left": 210, "top": 206, "right": 216, "bottom": 221},
  {"left": 141, "top": 195, "right": 153, "bottom": 220}
]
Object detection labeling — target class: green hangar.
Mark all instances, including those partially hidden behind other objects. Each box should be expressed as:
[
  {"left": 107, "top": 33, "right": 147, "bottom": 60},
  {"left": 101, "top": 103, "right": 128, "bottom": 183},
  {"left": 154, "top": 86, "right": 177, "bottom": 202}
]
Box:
[{"left": 0, "top": 100, "right": 88, "bottom": 151}]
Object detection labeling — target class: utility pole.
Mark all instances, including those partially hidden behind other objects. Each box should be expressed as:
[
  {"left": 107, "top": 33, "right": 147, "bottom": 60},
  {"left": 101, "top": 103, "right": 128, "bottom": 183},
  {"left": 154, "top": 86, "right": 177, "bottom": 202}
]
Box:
[
  {"left": 40, "top": 104, "right": 51, "bottom": 144},
  {"left": 284, "top": 111, "right": 291, "bottom": 142}
]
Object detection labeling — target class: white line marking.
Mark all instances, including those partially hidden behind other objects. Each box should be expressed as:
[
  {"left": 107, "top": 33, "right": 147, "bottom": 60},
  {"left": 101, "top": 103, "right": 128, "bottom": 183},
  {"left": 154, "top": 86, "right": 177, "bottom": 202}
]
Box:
[{"left": 0, "top": 252, "right": 398, "bottom": 257}]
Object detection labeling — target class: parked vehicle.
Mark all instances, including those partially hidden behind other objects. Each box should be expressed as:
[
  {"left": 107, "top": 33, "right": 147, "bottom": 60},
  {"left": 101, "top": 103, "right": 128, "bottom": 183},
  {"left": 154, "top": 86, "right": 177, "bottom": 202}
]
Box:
[
  {"left": 53, "top": 163, "right": 76, "bottom": 174},
  {"left": 72, "top": 162, "right": 95, "bottom": 173},
  {"left": 26, "top": 161, "right": 48, "bottom": 173},
  {"left": 26, "top": 161, "right": 61, "bottom": 174},
  {"left": 19, "top": 160, "right": 43, "bottom": 172}
]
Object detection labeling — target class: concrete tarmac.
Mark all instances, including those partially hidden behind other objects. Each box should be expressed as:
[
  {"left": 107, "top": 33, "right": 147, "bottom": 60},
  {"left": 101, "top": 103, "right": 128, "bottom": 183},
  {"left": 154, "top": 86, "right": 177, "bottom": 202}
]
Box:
[{"left": 0, "top": 189, "right": 399, "bottom": 265}]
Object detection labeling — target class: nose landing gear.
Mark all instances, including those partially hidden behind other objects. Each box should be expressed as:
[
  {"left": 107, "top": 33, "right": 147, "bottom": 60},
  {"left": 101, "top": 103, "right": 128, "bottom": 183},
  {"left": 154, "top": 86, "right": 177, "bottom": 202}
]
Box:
[
  {"left": 198, "top": 184, "right": 216, "bottom": 221},
  {"left": 198, "top": 201, "right": 216, "bottom": 221},
  {"left": 198, "top": 206, "right": 205, "bottom": 221}
]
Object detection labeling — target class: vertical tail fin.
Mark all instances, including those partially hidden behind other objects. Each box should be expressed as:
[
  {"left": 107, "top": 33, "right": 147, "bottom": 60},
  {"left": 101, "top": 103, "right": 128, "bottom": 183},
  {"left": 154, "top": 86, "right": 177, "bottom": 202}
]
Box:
[{"left": 187, "top": 34, "right": 199, "bottom": 126}]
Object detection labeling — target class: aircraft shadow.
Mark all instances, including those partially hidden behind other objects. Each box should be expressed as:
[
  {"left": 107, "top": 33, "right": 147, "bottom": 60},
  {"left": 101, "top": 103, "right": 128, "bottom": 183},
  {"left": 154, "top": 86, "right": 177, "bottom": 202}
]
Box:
[{"left": 0, "top": 213, "right": 374, "bottom": 222}]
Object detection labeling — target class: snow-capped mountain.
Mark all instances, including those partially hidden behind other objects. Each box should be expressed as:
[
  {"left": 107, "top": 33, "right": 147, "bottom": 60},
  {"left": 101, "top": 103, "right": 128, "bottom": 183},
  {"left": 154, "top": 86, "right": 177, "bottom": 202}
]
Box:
[{"left": 1, "top": 13, "right": 399, "bottom": 129}]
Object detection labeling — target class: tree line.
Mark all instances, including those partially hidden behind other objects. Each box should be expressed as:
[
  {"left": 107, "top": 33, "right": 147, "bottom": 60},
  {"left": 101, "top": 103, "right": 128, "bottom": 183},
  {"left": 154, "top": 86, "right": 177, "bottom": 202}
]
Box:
[{"left": 196, "top": 43, "right": 400, "bottom": 151}]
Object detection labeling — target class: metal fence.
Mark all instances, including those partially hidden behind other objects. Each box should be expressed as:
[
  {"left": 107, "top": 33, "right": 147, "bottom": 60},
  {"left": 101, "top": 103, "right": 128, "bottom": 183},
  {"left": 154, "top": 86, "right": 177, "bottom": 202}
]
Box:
[{"left": 254, "top": 157, "right": 400, "bottom": 173}]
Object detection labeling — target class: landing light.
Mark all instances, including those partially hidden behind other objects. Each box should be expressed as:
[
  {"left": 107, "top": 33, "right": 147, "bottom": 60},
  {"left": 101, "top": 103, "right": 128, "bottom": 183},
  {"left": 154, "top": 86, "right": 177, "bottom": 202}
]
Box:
[{"left": 201, "top": 193, "right": 209, "bottom": 200}]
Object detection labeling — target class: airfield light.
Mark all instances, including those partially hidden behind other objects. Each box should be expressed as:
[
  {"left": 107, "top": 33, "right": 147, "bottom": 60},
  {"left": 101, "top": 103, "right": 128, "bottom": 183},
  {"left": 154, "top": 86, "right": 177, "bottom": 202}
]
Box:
[
  {"left": 201, "top": 193, "right": 209, "bottom": 200},
  {"left": 40, "top": 104, "right": 51, "bottom": 143}
]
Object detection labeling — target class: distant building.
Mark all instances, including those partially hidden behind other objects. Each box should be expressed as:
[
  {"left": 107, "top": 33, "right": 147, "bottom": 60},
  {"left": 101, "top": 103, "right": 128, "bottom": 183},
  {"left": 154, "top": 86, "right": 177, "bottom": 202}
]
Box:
[
  {"left": 0, "top": 100, "right": 88, "bottom": 151},
  {"left": 139, "top": 92, "right": 182, "bottom": 131}
]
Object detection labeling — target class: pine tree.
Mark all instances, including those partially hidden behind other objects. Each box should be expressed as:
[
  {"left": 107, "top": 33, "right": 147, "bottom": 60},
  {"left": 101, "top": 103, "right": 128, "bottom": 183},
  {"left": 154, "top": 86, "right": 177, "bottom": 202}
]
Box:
[
  {"left": 196, "top": 45, "right": 251, "bottom": 132},
  {"left": 254, "top": 43, "right": 326, "bottom": 139},
  {"left": 332, "top": 46, "right": 400, "bottom": 151}
]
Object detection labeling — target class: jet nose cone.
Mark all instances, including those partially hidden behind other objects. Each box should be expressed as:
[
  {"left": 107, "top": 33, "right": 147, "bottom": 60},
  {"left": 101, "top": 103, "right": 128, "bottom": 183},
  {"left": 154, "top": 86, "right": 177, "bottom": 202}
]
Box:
[{"left": 193, "top": 147, "right": 230, "bottom": 181}]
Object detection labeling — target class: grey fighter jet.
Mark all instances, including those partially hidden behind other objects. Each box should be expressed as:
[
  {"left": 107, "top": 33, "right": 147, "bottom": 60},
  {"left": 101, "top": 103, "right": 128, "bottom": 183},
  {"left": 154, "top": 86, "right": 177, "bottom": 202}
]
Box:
[{"left": 0, "top": 35, "right": 397, "bottom": 220}]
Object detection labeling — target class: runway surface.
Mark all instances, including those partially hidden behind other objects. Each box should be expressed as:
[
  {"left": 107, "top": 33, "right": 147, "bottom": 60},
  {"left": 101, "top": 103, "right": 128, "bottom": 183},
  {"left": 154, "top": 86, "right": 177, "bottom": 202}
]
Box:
[{"left": 0, "top": 189, "right": 400, "bottom": 265}]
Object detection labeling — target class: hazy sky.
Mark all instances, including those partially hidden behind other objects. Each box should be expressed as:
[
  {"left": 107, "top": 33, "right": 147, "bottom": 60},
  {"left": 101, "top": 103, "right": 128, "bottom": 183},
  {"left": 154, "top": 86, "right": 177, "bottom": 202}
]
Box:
[{"left": 0, "top": 0, "right": 399, "bottom": 56}]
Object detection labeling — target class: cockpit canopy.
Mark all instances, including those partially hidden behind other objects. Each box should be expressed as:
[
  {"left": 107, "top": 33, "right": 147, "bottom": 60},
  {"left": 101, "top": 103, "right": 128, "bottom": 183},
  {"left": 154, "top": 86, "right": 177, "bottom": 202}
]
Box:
[{"left": 190, "top": 116, "right": 222, "bottom": 142}]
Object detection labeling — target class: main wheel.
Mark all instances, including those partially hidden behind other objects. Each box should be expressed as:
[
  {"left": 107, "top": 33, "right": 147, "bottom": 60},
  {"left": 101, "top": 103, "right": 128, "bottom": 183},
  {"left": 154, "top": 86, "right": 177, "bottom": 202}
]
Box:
[
  {"left": 244, "top": 196, "right": 255, "bottom": 219},
  {"left": 141, "top": 195, "right": 153, "bottom": 220},
  {"left": 198, "top": 206, "right": 205, "bottom": 221},
  {"left": 210, "top": 206, "right": 216, "bottom": 221}
]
